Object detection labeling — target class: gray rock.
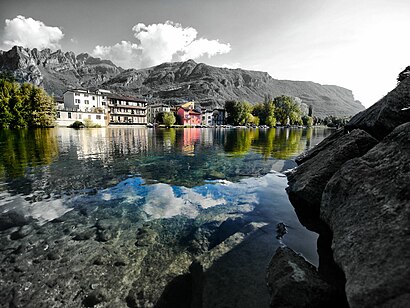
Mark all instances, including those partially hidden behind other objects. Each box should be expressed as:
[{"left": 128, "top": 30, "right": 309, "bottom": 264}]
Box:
[
  {"left": 82, "top": 289, "right": 107, "bottom": 307},
  {"left": 295, "top": 128, "right": 345, "bottom": 165},
  {"left": 346, "top": 74, "right": 410, "bottom": 140},
  {"left": 0, "top": 211, "right": 32, "bottom": 231},
  {"left": 266, "top": 247, "right": 347, "bottom": 307},
  {"left": 287, "top": 129, "right": 378, "bottom": 214},
  {"left": 321, "top": 122, "right": 410, "bottom": 307},
  {"left": 10, "top": 224, "right": 34, "bottom": 240}
]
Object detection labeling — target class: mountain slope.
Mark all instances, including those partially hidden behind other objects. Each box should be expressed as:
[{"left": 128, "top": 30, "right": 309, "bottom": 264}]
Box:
[{"left": 0, "top": 46, "right": 364, "bottom": 117}]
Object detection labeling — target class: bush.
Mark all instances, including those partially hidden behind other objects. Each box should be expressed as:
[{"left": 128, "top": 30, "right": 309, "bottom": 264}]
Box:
[
  {"left": 83, "top": 118, "right": 101, "bottom": 128},
  {"left": 69, "top": 121, "right": 84, "bottom": 128},
  {"left": 302, "top": 115, "right": 314, "bottom": 127}
]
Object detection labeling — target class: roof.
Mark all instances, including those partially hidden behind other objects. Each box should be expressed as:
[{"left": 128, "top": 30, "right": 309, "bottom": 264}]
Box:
[
  {"left": 107, "top": 93, "right": 147, "bottom": 103},
  {"left": 63, "top": 88, "right": 88, "bottom": 94}
]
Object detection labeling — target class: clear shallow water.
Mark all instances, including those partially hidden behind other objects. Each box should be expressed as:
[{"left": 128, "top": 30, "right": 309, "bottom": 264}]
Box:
[{"left": 0, "top": 127, "right": 333, "bottom": 307}]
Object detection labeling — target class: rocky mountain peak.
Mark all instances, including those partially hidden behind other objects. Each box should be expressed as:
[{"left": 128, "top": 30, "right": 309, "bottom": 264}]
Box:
[{"left": 0, "top": 45, "right": 365, "bottom": 117}]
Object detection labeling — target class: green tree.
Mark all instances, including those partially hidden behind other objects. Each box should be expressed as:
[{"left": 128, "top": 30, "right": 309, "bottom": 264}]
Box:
[
  {"left": 252, "top": 98, "right": 275, "bottom": 126},
  {"left": 302, "top": 115, "right": 314, "bottom": 127},
  {"left": 163, "top": 112, "right": 176, "bottom": 126},
  {"left": 0, "top": 79, "right": 15, "bottom": 128},
  {"left": 225, "top": 100, "right": 252, "bottom": 125},
  {"left": 266, "top": 115, "right": 276, "bottom": 127},
  {"left": 28, "top": 86, "right": 56, "bottom": 127},
  {"left": 0, "top": 79, "right": 56, "bottom": 128},
  {"left": 274, "top": 95, "right": 302, "bottom": 125}
]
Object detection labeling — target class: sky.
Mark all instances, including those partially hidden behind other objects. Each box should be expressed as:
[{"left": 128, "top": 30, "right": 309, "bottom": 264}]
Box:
[{"left": 1, "top": 0, "right": 409, "bottom": 108}]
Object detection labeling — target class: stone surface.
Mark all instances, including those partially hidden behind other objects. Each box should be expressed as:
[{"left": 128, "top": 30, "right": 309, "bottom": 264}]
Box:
[
  {"left": 295, "top": 128, "right": 344, "bottom": 165},
  {"left": 321, "top": 122, "right": 410, "bottom": 307},
  {"left": 266, "top": 247, "right": 347, "bottom": 307},
  {"left": 286, "top": 129, "right": 378, "bottom": 214},
  {"left": 346, "top": 74, "right": 410, "bottom": 140},
  {"left": 0, "top": 211, "right": 32, "bottom": 231}
]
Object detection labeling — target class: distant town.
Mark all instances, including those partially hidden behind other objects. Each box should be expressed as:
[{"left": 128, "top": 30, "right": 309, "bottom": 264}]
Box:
[{"left": 55, "top": 88, "right": 226, "bottom": 127}]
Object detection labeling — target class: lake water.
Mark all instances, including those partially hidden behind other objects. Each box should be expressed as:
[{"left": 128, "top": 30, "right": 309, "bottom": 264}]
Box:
[{"left": 0, "top": 127, "right": 333, "bottom": 307}]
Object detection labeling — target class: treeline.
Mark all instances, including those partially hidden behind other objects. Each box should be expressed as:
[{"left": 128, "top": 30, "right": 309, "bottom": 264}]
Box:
[
  {"left": 225, "top": 95, "right": 314, "bottom": 127},
  {"left": 0, "top": 74, "right": 56, "bottom": 128}
]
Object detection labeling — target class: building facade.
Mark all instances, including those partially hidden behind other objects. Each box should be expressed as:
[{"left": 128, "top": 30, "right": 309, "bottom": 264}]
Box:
[
  {"left": 147, "top": 103, "right": 171, "bottom": 124},
  {"left": 177, "top": 107, "right": 201, "bottom": 126},
  {"left": 108, "top": 93, "right": 147, "bottom": 125},
  {"left": 63, "top": 89, "right": 110, "bottom": 113},
  {"left": 56, "top": 109, "right": 107, "bottom": 127},
  {"left": 57, "top": 89, "right": 147, "bottom": 126},
  {"left": 201, "top": 108, "right": 226, "bottom": 126}
]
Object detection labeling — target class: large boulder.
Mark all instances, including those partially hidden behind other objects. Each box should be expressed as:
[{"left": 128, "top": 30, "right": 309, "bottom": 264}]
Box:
[
  {"left": 295, "top": 129, "right": 345, "bottom": 165},
  {"left": 346, "top": 72, "right": 410, "bottom": 140},
  {"left": 286, "top": 129, "right": 378, "bottom": 215},
  {"left": 321, "top": 122, "right": 410, "bottom": 307},
  {"left": 266, "top": 247, "right": 347, "bottom": 307}
]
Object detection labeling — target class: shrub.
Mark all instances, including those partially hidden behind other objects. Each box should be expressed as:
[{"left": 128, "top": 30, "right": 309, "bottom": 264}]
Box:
[{"left": 69, "top": 121, "right": 84, "bottom": 128}]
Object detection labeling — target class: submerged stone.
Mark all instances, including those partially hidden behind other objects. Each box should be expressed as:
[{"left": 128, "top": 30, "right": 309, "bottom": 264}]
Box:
[{"left": 266, "top": 247, "right": 347, "bottom": 308}]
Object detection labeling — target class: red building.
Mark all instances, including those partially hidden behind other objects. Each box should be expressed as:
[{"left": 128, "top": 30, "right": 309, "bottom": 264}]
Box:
[{"left": 176, "top": 102, "right": 202, "bottom": 126}]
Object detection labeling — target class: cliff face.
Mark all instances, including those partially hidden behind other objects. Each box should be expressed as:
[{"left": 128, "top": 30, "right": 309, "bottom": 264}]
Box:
[
  {"left": 104, "top": 60, "right": 364, "bottom": 117},
  {"left": 0, "top": 46, "right": 122, "bottom": 96},
  {"left": 0, "top": 46, "right": 365, "bottom": 117}
]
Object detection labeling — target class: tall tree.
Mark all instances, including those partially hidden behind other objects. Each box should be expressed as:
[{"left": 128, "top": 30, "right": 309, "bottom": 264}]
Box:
[
  {"left": 0, "top": 79, "right": 15, "bottom": 128},
  {"left": 274, "top": 95, "right": 302, "bottom": 125},
  {"left": 0, "top": 79, "right": 56, "bottom": 128},
  {"left": 225, "top": 100, "right": 252, "bottom": 125}
]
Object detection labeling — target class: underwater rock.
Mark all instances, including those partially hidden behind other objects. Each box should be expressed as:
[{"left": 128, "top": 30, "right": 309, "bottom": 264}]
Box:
[
  {"left": 0, "top": 211, "right": 32, "bottom": 231},
  {"left": 266, "top": 247, "right": 347, "bottom": 308}
]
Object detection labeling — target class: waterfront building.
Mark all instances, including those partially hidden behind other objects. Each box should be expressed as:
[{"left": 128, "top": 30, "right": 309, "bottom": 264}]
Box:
[
  {"left": 201, "top": 108, "right": 226, "bottom": 126},
  {"left": 147, "top": 103, "right": 171, "bottom": 124},
  {"left": 176, "top": 102, "right": 201, "bottom": 126},
  {"left": 56, "top": 88, "right": 147, "bottom": 126},
  {"left": 107, "top": 93, "right": 147, "bottom": 125}
]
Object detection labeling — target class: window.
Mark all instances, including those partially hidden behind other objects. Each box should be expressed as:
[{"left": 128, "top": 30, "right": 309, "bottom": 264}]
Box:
[
  {"left": 92, "top": 96, "right": 95, "bottom": 100},
  {"left": 84, "top": 93, "right": 89, "bottom": 97},
  {"left": 96, "top": 115, "right": 101, "bottom": 120},
  {"left": 75, "top": 92, "right": 80, "bottom": 96},
  {"left": 68, "top": 112, "right": 72, "bottom": 119},
  {"left": 102, "top": 102, "right": 106, "bottom": 106},
  {"left": 75, "top": 99, "right": 80, "bottom": 104},
  {"left": 85, "top": 100, "right": 89, "bottom": 104},
  {"left": 57, "top": 112, "right": 60, "bottom": 118},
  {"left": 79, "top": 114, "right": 82, "bottom": 119}
]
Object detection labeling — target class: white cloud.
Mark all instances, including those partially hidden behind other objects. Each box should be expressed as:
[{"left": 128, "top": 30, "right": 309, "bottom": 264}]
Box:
[
  {"left": 92, "top": 21, "right": 231, "bottom": 69},
  {"left": 2, "top": 15, "right": 64, "bottom": 50}
]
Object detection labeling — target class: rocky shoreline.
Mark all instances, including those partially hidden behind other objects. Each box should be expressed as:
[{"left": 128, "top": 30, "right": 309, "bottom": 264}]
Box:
[{"left": 268, "top": 67, "right": 410, "bottom": 307}]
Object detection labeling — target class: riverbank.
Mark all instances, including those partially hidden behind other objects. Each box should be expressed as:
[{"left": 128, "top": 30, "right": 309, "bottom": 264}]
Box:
[{"left": 269, "top": 67, "right": 410, "bottom": 307}]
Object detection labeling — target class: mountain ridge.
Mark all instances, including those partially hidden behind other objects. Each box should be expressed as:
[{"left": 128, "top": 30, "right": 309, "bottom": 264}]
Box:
[{"left": 0, "top": 46, "right": 365, "bottom": 118}]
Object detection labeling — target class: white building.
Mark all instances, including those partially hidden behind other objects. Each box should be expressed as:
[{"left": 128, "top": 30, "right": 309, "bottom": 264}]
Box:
[
  {"left": 201, "top": 109, "right": 214, "bottom": 126},
  {"left": 63, "top": 89, "right": 110, "bottom": 113},
  {"left": 57, "top": 88, "right": 147, "bottom": 127},
  {"left": 56, "top": 109, "right": 107, "bottom": 127},
  {"left": 107, "top": 93, "right": 147, "bottom": 125}
]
